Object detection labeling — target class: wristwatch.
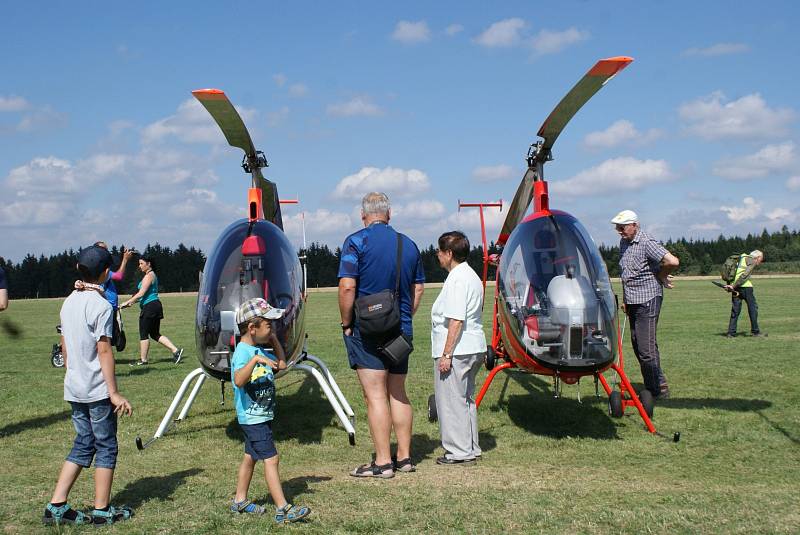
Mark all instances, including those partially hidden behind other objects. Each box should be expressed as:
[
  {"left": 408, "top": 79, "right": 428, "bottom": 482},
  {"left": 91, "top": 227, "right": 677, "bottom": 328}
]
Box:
[
  {"left": 341, "top": 322, "right": 352, "bottom": 330},
  {"left": 442, "top": 353, "right": 452, "bottom": 360}
]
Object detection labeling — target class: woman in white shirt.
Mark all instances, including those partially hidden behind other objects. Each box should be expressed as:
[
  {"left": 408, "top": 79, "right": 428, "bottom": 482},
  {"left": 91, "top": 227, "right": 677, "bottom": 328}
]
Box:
[{"left": 430, "top": 231, "right": 487, "bottom": 465}]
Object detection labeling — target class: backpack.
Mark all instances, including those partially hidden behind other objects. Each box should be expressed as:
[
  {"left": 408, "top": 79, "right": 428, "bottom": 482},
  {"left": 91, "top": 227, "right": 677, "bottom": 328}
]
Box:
[{"left": 721, "top": 254, "right": 742, "bottom": 283}]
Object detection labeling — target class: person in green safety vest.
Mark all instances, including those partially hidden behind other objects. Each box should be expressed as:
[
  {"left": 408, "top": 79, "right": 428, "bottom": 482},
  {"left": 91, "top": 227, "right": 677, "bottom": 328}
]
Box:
[{"left": 724, "top": 250, "right": 764, "bottom": 338}]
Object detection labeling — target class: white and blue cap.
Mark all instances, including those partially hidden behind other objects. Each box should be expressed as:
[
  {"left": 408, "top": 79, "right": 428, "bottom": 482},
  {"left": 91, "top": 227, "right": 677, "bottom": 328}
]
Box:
[{"left": 235, "top": 297, "right": 285, "bottom": 325}]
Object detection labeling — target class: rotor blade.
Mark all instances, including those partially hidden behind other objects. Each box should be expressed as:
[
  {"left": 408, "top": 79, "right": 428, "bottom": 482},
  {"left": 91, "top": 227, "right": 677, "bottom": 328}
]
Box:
[
  {"left": 537, "top": 56, "right": 633, "bottom": 152},
  {"left": 497, "top": 167, "right": 535, "bottom": 245},
  {"left": 192, "top": 89, "right": 257, "bottom": 156},
  {"left": 256, "top": 172, "right": 284, "bottom": 229}
]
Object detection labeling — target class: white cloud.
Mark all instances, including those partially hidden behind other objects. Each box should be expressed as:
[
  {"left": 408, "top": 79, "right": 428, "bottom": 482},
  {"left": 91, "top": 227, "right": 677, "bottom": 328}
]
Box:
[
  {"left": 720, "top": 197, "right": 761, "bottom": 222},
  {"left": 767, "top": 207, "right": 791, "bottom": 221},
  {"left": 327, "top": 96, "right": 384, "bottom": 117},
  {"left": 474, "top": 18, "right": 526, "bottom": 48},
  {"left": 472, "top": 164, "right": 515, "bottom": 182},
  {"left": 288, "top": 83, "right": 308, "bottom": 97},
  {"left": 267, "top": 106, "right": 290, "bottom": 127},
  {"left": 0, "top": 95, "right": 30, "bottom": 112},
  {"left": 683, "top": 43, "right": 750, "bottom": 57},
  {"left": 16, "top": 106, "right": 68, "bottom": 132},
  {"left": 0, "top": 199, "right": 65, "bottom": 226},
  {"left": 141, "top": 98, "right": 258, "bottom": 145},
  {"left": 679, "top": 91, "right": 795, "bottom": 140},
  {"left": 712, "top": 142, "right": 796, "bottom": 180},
  {"left": 445, "top": 200, "right": 506, "bottom": 232},
  {"left": 530, "top": 27, "right": 589, "bottom": 55},
  {"left": 332, "top": 167, "right": 430, "bottom": 200},
  {"left": 445, "top": 24, "right": 464, "bottom": 36},
  {"left": 393, "top": 200, "right": 446, "bottom": 220},
  {"left": 282, "top": 208, "right": 352, "bottom": 247},
  {"left": 690, "top": 222, "right": 722, "bottom": 231},
  {"left": 550, "top": 157, "right": 673, "bottom": 196},
  {"left": 391, "top": 20, "right": 431, "bottom": 44},
  {"left": 273, "top": 73, "right": 287, "bottom": 87},
  {"left": 583, "top": 120, "right": 662, "bottom": 149},
  {"left": 786, "top": 175, "right": 800, "bottom": 191}
]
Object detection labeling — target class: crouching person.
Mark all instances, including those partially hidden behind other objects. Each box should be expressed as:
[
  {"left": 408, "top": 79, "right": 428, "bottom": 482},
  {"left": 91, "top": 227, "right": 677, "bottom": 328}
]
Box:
[
  {"left": 44, "top": 245, "right": 133, "bottom": 526},
  {"left": 230, "top": 298, "right": 310, "bottom": 524}
]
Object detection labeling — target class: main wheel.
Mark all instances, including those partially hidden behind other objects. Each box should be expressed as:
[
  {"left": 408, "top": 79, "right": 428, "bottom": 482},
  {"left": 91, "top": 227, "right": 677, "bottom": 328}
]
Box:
[
  {"left": 484, "top": 345, "right": 496, "bottom": 371},
  {"left": 608, "top": 390, "right": 624, "bottom": 418},
  {"left": 51, "top": 345, "right": 64, "bottom": 368},
  {"left": 115, "top": 330, "right": 127, "bottom": 352},
  {"left": 427, "top": 394, "right": 438, "bottom": 422},
  {"left": 638, "top": 389, "right": 655, "bottom": 418}
]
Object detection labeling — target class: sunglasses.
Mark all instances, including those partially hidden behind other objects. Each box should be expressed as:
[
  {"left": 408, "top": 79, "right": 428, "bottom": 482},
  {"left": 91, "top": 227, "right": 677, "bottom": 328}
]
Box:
[{"left": 615, "top": 224, "right": 631, "bottom": 231}]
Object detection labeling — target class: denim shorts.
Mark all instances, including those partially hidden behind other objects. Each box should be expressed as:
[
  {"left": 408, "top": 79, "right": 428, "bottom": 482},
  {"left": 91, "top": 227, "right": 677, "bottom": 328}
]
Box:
[
  {"left": 343, "top": 332, "right": 410, "bottom": 375},
  {"left": 66, "top": 399, "right": 118, "bottom": 469},
  {"left": 241, "top": 421, "right": 277, "bottom": 460}
]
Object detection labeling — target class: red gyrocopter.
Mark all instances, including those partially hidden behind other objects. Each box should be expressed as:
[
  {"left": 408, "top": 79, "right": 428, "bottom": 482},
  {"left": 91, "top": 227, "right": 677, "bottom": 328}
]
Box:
[{"left": 441, "top": 57, "right": 662, "bottom": 435}]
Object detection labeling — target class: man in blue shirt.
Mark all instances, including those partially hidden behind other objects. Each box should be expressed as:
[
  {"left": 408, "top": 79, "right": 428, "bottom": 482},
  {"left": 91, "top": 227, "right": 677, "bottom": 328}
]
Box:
[
  {"left": 0, "top": 265, "right": 8, "bottom": 312},
  {"left": 338, "top": 192, "right": 425, "bottom": 478}
]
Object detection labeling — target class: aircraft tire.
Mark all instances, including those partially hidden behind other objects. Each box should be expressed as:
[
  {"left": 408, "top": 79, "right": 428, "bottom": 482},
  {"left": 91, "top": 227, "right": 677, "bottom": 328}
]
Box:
[
  {"left": 427, "top": 394, "right": 438, "bottom": 422},
  {"left": 485, "top": 345, "right": 496, "bottom": 371},
  {"left": 638, "top": 389, "right": 655, "bottom": 418},
  {"left": 608, "top": 390, "right": 624, "bottom": 418}
]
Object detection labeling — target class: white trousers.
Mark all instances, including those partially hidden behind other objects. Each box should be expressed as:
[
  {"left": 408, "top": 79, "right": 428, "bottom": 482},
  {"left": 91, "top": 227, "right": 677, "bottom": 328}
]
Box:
[{"left": 433, "top": 352, "right": 485, "bottom": 460}]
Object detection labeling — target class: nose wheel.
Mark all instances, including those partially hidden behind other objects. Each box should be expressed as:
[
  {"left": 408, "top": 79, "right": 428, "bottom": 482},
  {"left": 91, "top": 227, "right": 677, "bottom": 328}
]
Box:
[{"left": 427, "top": 394, "right": 438, "bottom": 422}]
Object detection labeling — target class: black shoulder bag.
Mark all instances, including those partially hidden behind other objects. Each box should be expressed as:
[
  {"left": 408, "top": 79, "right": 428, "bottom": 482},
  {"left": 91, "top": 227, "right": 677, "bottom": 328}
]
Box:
[{"left": 353, "top": 233, "right": 413, "bottom": 364}]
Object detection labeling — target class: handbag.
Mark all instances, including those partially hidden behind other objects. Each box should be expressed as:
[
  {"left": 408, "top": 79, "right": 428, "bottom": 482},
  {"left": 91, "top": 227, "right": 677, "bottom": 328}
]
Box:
[{"left": 354, "top": 233, "right": 403, "bottom": 341}]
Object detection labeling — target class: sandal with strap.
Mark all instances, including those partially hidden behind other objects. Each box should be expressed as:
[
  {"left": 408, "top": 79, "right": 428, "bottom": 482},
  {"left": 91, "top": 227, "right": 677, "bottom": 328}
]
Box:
[
  {"left": 349, "top": 461, "right": 395, "bottom": 479},
  {"left": 230, "top": 499, "right": 265, "bottom": 515},
  {"left": 91, "top": 505, "right": 134, "bottom": 525},
  {"left": 275, "top": 503, "right": 311, "bottom": 524},
  {"left": 393, "top": 457, "right": 416, "bottom": 473},
  {"left": 42, "top": 503, "right": 91, "bottom": 525}
]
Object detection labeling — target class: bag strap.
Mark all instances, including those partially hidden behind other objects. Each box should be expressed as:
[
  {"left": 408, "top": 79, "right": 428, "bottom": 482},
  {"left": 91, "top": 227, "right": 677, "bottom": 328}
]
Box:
[{"left": 394, "top": 233, "right": 403, "bottom": 296}]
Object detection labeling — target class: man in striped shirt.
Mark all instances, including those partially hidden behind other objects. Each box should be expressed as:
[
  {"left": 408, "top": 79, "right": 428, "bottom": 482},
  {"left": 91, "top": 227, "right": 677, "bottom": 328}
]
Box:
[{"left": 612, "top": 210, "right": 680, "bottom": 400}]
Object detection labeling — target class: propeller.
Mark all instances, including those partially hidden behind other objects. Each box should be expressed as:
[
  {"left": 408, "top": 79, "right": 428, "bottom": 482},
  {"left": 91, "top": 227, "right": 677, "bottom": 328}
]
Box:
[
  {"left": 497, "top": 56, "right": 633, "bottom": 245},
  {"left": 192, "top": 89, "right": 283, "bottom": 229}
]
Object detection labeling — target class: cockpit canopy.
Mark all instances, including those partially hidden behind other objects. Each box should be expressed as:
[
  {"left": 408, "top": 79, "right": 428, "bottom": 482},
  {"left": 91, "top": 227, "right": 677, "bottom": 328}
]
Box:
[
  {"left": 195, "top": 219, "right": 305, "bottom": 380},
  {"left": 498, "top": 213, "right": 617, "bottom": 372}
]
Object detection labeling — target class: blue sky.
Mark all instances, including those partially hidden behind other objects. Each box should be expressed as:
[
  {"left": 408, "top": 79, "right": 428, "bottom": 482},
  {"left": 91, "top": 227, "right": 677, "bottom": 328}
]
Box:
[{"left": 2, "top": 1, "right": 799, "bottom": 262}]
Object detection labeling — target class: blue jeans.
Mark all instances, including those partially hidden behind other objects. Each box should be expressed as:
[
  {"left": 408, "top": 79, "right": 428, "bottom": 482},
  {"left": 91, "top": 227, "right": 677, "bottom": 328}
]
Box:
[{"left": 66, "top": 399, "right": 118, "bottom": 469}]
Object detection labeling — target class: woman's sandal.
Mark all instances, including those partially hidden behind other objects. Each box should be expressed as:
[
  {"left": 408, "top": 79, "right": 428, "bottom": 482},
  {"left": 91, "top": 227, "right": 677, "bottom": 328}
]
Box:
[
  {"left": 275, "top": 503, "right": 311, "bottom": 524},
  {"left": 91, "top": 505, "right": 134, "bottom": 525},
  {"left": 393, "top": 457, "right": 416, "bottom": 473},
  {"left": 42, "top": 503, "right": 91, "bottom": 525},
  {"left": 349, "top": 461, "right": 395, "bottom": 479}
]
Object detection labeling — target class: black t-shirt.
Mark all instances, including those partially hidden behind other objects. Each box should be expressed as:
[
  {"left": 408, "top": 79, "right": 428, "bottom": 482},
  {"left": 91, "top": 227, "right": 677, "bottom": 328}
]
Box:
[{"left": 0, "top": 266, "right": 7, "bottom": 290}]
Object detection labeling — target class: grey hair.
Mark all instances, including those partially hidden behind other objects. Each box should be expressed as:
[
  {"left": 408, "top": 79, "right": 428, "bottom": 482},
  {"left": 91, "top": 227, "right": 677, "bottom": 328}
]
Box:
[{"left": 361, "top": 192, "right": 390, "bottom": 217}]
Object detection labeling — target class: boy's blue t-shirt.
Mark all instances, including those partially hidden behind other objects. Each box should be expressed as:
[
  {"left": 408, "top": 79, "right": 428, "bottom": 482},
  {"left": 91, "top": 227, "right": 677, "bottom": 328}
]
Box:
[
  {"left": 231, "top": 342, "right": 276, "bottom": 425},
  {"left": 102, "top": 271, "right": 119, "bottom": 308}
]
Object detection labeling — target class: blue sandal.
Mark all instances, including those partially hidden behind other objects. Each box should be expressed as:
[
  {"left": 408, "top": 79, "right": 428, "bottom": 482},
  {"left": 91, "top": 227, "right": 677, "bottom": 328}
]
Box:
[
  {"left": 42, "top": 503, "right": 91, "bottom": 525},
  {"left": 230, "top": 499, "right": 265, "bottom": 515},
  {"left": 275, "top": 503, "right": 310, "bottom": 524},
  {"left": 91, "top": 505, "right": 134, "bottom": 525}
]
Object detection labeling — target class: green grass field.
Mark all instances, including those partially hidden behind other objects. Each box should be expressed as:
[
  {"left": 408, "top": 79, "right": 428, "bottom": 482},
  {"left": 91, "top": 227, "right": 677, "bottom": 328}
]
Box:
[{"left": 1, "top": 278, "right": 799, "bottom": 534}]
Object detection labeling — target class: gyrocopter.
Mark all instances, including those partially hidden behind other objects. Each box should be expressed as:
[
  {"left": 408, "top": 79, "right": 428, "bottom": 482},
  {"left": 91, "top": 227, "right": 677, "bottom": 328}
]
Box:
[
  {"left": 438, "top": 56, "right": 660, "bottom": 435},
  {"left": 135, "top": 89, "right": 356, "bottom": 449}
]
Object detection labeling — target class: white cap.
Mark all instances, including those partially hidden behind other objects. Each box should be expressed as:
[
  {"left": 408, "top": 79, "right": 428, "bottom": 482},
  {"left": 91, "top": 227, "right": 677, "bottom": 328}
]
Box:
[
  {"left": 750, "top": 249, "right": 763, "bottom": 258},
  {"left": 611, "top": 210, "right": 639, "bottom": 225}
]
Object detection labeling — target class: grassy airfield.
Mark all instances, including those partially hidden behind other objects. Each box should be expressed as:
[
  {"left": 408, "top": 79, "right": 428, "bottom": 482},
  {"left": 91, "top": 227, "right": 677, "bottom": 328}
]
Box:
[{"left": 0, "top": 278, "right": 798, "bottom": 534}]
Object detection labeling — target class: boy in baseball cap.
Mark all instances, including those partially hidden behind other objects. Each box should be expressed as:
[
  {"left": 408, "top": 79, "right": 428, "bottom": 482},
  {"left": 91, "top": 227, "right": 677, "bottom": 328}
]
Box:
[{"left": 229, "top": 298, "right": 310, "bottom": 523}]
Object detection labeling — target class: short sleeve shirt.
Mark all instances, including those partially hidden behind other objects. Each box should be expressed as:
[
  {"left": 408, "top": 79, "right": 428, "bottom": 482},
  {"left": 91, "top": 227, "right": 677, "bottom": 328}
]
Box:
[
  {"left": 60, "top": 290, "right": 114, "bottom": 402},
  {"left": 0, "top": 266, "right": 7, "bottom": 290},
  {"left": 102, "top": 271, "right": 119, "bottom": 308},
  {"left": 231, "top": 342, "right": 276, "bottom": 425},
  {"left": 430, "top": 262, "right": 487, "bottom": 357},
  {"left": 619, "top": 229, "right": 668, "bottom": 305},
  {"left": 338, "top": 222, "right": 425, "bottom": 336}
]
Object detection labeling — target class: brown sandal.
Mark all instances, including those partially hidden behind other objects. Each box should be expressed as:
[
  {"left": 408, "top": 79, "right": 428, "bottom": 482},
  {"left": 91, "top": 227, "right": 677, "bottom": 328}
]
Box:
[{"left": 349, "top": 461, "right": 394, "bottom": 479}]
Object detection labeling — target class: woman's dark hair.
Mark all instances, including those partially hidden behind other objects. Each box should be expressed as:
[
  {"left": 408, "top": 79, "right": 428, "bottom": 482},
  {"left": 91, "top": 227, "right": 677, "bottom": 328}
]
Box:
[
  {"left": 141, "top": 255, "right": 156, "bottom": 270},
  {"left": 438, "top": 231, "right": 470, "bottom": 263}
]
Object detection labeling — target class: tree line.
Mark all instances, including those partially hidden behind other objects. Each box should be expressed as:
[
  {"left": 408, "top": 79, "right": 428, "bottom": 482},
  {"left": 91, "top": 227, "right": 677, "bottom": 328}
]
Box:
[{"left": 2, "top": 226, "right": 798, "bottom": 299}]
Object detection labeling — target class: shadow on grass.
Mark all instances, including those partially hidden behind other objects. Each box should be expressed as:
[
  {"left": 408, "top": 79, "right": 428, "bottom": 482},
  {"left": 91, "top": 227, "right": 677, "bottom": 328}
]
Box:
[
  {"left": 112, "top": 468, "right": 203, "bottom": 509},
  {"left": 756, "top": 411, "right": 799, "bottom": 445},
  {"left": 282, "top": 475, "right": 333, "bottom": 502},
  {"left": 659, "top": 398, "right": 771, "bottom": 411},
  {"left": 0, "top": 410, "right": 71, "bottom": 438}
]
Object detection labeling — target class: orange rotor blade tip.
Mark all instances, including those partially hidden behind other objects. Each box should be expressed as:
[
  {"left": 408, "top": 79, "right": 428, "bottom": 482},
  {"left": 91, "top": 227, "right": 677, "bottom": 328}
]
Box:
[{"left": 192, "top": 88, "right": 227, "bottom": 99}]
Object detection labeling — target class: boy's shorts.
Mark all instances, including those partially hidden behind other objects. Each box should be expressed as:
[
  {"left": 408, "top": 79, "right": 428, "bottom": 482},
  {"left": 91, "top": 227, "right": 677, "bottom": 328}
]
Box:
[
  {"left": 241, "top": 422, "right": 278, "bottom": 460},
  {"left": 343, "top": 332, "right": 410, "bottom": 375},
  {"left": 66, "top": 399, "right": 118, "bottom": 469}
]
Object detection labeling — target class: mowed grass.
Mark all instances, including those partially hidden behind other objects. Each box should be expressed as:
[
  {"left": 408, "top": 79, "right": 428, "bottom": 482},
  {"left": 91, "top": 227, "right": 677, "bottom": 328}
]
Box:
[{"left": 1, "top": 278, "right": 799, "bottom": 534}]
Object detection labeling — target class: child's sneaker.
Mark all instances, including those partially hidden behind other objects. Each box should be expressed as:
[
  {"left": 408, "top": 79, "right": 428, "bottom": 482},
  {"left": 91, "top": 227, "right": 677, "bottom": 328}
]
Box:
[
  {"left": 42, "top": 503, "right": 91, "bottom": 525},
  {"left": 230, "top": 499, "right": 265, "bottom": 515},
  {"left": 275, "top": 503, "right": 310, "bottom": 524},
  {"left": 91, "top": 505, "right": 134, "bottom": 525},
  {"left": 173, "top": 347, "right": 184, "bottom": 363}
]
